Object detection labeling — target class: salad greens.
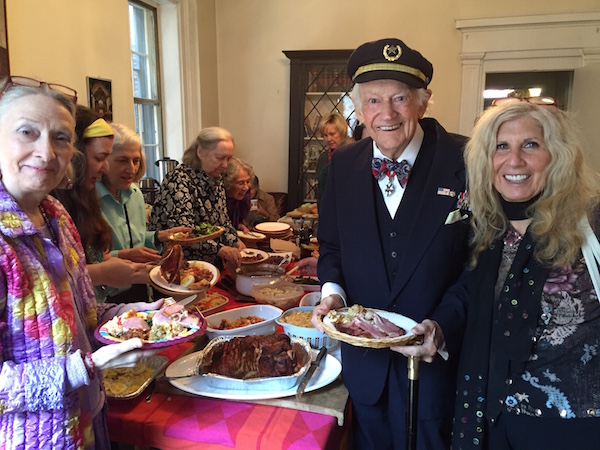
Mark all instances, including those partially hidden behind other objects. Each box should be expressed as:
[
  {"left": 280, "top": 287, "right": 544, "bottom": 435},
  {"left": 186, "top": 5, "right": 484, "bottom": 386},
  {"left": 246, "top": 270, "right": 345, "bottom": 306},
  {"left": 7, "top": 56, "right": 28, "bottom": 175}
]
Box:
[{"left": 194, "top": 223, "right": 219, "bottom": 236}]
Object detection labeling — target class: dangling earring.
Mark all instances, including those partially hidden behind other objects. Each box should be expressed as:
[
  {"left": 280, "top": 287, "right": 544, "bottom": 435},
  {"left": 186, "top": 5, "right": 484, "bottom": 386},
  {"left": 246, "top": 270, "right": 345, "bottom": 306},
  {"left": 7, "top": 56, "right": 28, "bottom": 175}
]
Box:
[{"left": 65, "top": 176, "right": 73, "bottom": 190}]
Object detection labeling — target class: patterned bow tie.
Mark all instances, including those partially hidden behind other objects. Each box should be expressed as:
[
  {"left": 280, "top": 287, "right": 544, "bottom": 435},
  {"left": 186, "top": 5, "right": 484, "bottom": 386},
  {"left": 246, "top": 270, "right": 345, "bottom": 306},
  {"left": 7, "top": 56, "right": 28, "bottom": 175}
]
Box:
[{"left": 371, "top": 157, "right": 412, "bottom": 194}]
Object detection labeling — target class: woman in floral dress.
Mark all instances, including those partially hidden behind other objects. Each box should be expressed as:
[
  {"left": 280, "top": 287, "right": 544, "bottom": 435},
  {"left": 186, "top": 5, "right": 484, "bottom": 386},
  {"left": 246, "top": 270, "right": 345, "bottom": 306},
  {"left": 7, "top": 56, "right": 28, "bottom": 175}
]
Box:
[{"left": 148, "top": 126, "right": 245, "bottom": 267}]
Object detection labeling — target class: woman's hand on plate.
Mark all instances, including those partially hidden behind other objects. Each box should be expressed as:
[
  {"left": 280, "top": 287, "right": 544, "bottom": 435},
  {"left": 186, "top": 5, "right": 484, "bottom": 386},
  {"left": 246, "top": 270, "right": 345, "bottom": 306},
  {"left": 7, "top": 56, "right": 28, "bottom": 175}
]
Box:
[{"left": 90, "top": 338, "right": 157, "bottom": 371}]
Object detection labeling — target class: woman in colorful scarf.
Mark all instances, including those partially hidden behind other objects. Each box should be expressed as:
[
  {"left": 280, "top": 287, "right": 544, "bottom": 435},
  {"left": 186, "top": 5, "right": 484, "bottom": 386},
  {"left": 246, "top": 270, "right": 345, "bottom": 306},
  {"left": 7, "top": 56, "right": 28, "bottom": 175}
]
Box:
[
  {"left": 452, "top": 100, "right": 600, "bottom": 449},
  {"left": 0, "top": 77, "right": 160, "bottom": 449}
]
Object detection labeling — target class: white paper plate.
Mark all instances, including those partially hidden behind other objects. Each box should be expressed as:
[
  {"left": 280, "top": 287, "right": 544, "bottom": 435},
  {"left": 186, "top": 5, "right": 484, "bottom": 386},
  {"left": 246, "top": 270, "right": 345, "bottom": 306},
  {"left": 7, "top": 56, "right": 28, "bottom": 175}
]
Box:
[
  {"left": 237, "top": 230, "right": 266, "bottom": 240},
  {"left": 149, "top": 261, "right": 219, "bottom": 294},
  {"left": 165, "top": 349, "right": 341, "bottom": 400},
  {"left": 255, "top": 222, "right": 291, "bottom": 234}
]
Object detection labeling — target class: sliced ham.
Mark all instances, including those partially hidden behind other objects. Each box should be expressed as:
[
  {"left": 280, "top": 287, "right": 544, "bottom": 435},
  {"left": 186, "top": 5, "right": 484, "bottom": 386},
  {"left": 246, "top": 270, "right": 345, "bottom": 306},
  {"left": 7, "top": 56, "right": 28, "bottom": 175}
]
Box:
[
  {"left": 122, "top": 317, "right": 150, "bottom": 331},
  {"left": 331, "top": 305, "right": 406, "bottom": 339}
]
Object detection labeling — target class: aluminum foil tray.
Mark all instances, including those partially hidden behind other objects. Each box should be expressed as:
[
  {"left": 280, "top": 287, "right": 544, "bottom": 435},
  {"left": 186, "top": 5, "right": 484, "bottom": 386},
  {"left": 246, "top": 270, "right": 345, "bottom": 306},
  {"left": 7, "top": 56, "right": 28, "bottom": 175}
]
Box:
[
  {"left": 199, "top": 335, "right": 311, "bottom": 391},
  {"left": 103, "top": 355, "right": 168, "bottom": 400}
]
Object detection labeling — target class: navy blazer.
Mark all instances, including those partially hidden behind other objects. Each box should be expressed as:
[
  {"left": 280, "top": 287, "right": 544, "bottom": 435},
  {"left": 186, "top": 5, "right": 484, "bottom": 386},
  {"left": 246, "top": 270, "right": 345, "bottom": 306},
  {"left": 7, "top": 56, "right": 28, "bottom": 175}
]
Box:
[{"left": 317, "top": 118, "right": 470, "bottom": 419}]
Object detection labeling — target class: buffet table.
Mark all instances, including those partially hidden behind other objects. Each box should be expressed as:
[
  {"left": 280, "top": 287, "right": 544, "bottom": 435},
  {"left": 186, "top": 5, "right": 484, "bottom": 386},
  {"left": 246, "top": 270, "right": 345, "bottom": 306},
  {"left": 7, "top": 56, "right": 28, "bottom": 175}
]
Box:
[{"left": 107, "top": 283, "right": 350, "bottom": 450}]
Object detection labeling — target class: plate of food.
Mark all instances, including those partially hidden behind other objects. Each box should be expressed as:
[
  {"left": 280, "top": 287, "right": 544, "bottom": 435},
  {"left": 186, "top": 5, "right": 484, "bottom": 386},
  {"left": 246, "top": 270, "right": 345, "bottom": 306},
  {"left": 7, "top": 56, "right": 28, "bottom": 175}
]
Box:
[
  {"left": 168, "top": 222, "right": 225, "bottom": 245},
  {"left": 189, "top": 291, "right": 229, "bottom": 316},
  {"left": 95, "top": 304, "right": 207, "bottom": 349},
  {"left": 240, "top": 248, "right": 269, "bottom": 265},
  {"left": 319, "top": 305, "right": 420, "bottom": 349},
  {"left": 103, "top": 356, "right": 168, "bottom": 399},
  {"left": 150, "top": 245, "right": 219, "bottom": 294},
  {"left": 166, "top": 341, "right": 341, "bottom": 400}
]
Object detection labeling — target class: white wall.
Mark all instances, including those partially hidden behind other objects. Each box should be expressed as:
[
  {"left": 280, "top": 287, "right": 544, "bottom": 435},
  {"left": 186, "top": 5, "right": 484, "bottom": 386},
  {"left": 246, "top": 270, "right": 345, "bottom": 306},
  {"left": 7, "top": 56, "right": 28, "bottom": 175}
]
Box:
[
  {"left": 5, "top": 0, "right": 600, "bottom": 193},
  {"left": 6, "top": 0, "right": 136, "bottom": 130},
  {"left": 214, "top": 0, "right": 600, "bottom": 192}
]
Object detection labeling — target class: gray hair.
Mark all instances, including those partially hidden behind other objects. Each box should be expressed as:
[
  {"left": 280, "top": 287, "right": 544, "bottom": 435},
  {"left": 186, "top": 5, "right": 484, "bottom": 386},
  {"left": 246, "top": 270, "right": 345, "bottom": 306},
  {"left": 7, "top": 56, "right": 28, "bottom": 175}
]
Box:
[
  {"left": 109, "top": 123, "right": 146, "bottom": 182},
  {"left": 182, "top": 126, "right": 234, "bottom": 171},
  {"left": 0, "top": 78, "right": 76, "bottom": 121},
  {"left": 223, "top": 157, "right": 255, "bottom": 193}
]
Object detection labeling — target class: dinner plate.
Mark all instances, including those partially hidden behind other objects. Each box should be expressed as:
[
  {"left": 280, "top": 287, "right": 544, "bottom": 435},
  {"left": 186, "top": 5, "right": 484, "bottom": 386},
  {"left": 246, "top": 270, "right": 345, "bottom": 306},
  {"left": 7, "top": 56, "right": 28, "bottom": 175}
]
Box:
[
  {"left": 320, "top": 308, "right": 420, "bottom": 349},
  {"left": 237, "top": 230, "right": 266, "bottom": 241},
  {"left": 240, "top": 248, "right": 269, "bottom": 265},
  {"left": 167, "top": 226, "right": 225, "bottom": 245},
  {"left": 254, "top": 222, "right": 291, "bottom": 234},
  {"left": 149, "top": 261, "right": 219, "bottom": 294},
  {"left": 94, "top": 310, "right": 207, "bottom": 349},
  {"left": 165, "top": 349, "right": 341, "bottom": 400}
]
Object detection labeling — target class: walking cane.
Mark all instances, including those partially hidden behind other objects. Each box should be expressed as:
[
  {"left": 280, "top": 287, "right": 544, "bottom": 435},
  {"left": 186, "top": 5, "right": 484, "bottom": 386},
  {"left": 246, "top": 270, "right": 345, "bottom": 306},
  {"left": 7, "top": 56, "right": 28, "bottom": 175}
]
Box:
[
  {"left": 407, "top": 355, "right": 420, "bottom": 450},
  {"left": 407, "top": 355, "right": 419, "bottom": 450}
]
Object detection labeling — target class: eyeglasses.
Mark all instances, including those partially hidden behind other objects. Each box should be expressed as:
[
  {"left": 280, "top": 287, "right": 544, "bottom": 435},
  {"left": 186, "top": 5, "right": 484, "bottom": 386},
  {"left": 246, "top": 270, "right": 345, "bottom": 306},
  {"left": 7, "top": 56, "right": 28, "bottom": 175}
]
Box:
[
  {"left": 0, "top": 76, "right": 78, "bottom": 103},
  {"left": 491, "top": 96, "right": 557, "bottom": 107},
  {"left": 235, "top": 180, "right": 251, "bottom": 188}
]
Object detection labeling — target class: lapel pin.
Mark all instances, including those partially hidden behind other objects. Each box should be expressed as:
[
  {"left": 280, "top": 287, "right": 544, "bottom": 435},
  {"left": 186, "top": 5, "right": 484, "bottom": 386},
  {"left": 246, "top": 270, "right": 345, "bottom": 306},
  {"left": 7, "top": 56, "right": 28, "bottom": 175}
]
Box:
[{"left": 437, "top": 187, "right": 456, "bottom": 197}]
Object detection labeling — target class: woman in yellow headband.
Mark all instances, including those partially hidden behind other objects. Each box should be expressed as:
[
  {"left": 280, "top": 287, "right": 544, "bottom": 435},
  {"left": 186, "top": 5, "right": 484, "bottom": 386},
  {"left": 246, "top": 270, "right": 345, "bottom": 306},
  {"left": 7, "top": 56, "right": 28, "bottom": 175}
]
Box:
[{"left": 55, "top": 106, "right": 152, "bottom": 302}]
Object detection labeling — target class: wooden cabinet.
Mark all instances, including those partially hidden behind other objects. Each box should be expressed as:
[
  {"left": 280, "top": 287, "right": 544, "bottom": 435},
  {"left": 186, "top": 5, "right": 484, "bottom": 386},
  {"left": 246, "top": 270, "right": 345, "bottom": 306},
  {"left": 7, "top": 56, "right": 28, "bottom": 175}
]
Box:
[{"left": 283, "top": 50, "right": 356, "bottom": 210}]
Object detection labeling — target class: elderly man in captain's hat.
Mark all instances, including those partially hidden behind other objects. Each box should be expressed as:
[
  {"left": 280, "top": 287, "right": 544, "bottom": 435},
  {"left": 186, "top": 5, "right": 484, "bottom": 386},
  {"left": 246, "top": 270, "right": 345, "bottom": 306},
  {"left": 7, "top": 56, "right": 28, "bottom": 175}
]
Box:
[{"left": 312, "top": 38, "right": 470, "bottom": 449}]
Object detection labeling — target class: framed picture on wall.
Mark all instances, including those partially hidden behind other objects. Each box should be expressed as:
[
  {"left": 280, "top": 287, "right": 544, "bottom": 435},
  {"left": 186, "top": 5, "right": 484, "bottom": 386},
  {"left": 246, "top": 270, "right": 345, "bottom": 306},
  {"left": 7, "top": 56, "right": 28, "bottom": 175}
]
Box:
[
  {"left": 0, "top": 0, "right": 9, "bottom": 77},
  {"left": 87, "top": 76, "right": 113, "bottom": 121}
]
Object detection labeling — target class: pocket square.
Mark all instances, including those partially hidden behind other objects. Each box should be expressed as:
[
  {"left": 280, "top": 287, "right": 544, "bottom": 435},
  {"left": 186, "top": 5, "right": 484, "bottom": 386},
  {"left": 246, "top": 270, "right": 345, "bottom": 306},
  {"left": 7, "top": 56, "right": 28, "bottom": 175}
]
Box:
[{"left": 445, "top": 209, "right": 468, "bottom": 225}]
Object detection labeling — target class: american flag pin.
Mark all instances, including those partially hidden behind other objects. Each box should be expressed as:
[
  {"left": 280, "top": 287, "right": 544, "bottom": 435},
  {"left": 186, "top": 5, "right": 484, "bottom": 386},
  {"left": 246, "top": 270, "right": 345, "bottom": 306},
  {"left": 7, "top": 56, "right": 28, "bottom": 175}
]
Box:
[{"left": 437, "top": 187, "right": 456, "bottom": 197}]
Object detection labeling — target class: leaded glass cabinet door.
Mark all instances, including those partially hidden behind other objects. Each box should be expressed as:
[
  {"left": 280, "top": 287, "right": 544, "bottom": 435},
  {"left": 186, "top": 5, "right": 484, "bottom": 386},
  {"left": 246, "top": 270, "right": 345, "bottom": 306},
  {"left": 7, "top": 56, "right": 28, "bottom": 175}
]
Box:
[{"left": 284, "top": 50, "right": 355, "bottom": 210}]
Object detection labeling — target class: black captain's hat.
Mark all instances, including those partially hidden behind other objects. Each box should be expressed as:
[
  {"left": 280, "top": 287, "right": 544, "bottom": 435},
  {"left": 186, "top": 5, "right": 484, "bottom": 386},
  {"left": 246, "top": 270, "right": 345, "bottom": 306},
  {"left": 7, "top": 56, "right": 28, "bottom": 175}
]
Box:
[{"left": 347, "top": 38, "right": 433, "bottom": 89}]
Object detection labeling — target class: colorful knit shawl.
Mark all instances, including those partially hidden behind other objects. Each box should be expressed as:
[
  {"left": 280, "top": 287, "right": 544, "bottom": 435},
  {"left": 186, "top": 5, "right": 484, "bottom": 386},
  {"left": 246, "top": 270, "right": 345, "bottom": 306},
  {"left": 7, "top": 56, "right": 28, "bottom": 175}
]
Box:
[{"left": 0, "top": 183, "right": 98, "bottom": 449}]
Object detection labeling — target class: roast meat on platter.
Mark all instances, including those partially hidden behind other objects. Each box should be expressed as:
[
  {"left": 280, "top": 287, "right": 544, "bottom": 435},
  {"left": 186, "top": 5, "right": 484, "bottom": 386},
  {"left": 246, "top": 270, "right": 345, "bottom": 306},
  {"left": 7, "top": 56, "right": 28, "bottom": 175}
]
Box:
[{"left": 200, "top": 334, "right": 304, "bottom": 379}]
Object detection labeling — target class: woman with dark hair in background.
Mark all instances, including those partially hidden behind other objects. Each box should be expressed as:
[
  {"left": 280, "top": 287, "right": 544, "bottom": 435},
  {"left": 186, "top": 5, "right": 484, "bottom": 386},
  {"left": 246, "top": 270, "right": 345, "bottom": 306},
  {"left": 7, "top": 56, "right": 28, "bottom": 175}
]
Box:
[{"left": 54, "top": 106, "right": 150, "bottom": 302}]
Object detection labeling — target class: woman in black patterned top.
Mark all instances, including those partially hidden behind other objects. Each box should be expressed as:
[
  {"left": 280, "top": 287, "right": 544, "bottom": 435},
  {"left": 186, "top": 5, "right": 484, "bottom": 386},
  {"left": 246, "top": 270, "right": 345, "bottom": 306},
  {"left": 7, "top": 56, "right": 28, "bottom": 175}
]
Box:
[
  {"left": 452, "top": 101, "right": 600, "bottom": 449},
  {"left": 148, "top": 127, "right": 245, "bottom": 267}
]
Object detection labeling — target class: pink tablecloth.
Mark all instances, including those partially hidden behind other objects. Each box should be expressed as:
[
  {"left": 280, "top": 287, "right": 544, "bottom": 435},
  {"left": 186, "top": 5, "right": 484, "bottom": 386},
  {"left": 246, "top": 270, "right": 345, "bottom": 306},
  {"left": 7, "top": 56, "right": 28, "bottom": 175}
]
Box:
[
  {"left": 106, "top": 287, "right": 348, "bottom": 449},
  {"left": 107, "top": 391, "right": 344, "bottom": 449}
]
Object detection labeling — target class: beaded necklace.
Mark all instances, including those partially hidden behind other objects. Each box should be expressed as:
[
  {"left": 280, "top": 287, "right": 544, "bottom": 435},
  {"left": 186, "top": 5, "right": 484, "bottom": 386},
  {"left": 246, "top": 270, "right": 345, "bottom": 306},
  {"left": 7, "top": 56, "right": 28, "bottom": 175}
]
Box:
[{"left": 39, "top": 204, "right": 58, "bottom": 247}]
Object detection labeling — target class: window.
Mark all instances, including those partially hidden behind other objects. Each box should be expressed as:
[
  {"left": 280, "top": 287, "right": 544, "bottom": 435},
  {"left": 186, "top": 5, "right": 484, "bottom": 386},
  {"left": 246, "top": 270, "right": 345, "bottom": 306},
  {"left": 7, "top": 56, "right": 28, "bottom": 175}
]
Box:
[{"left": 129, "top": 0, "right": 163, "bottom": 181}]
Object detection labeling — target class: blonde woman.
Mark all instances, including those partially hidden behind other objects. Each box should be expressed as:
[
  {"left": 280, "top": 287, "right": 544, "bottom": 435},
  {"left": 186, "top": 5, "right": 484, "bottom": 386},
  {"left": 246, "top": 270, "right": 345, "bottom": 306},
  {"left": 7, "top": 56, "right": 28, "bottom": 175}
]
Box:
[{"left": 453, "top": 101, "right": 600, "bottom": 449}]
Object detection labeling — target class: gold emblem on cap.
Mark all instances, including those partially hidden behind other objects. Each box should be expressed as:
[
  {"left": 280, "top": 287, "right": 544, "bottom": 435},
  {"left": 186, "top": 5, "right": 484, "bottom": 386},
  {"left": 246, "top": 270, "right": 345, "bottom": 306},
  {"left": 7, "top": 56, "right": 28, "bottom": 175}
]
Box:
[{"left": 383, "top": 44, "right": 402, "bottom": 62}]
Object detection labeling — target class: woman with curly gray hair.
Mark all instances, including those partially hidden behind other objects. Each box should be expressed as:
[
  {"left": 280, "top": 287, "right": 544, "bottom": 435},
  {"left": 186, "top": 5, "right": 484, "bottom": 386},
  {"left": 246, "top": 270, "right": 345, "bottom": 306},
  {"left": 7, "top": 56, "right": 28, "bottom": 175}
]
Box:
[
  {"left": 223, "top": 157, "right": 255, "bottom": 232},
  {"left": 453, "top": 100, "right": 600, "bottom": 449}
]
